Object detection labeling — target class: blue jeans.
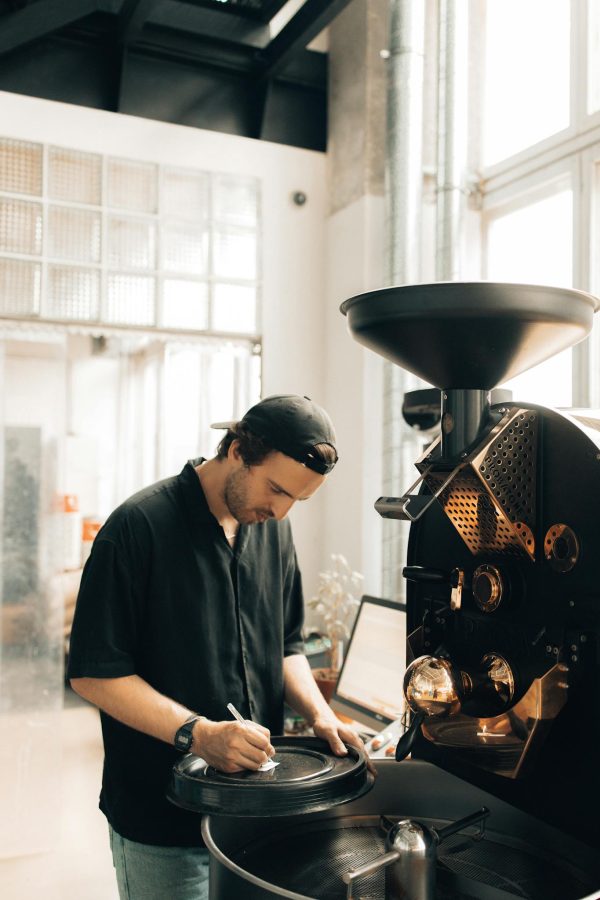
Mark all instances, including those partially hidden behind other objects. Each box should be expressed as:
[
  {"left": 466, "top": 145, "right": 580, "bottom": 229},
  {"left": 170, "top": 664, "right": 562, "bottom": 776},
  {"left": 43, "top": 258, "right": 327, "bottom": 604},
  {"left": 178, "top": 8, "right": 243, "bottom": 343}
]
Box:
[{"left": 109, "top": 825, "right": 210, "bottom": 900}]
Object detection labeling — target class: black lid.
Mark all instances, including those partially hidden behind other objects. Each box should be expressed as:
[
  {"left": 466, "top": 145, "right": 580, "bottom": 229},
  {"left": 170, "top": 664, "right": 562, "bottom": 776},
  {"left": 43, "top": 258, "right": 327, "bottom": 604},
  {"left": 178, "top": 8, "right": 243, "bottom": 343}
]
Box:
[{"left": 167, "top": 736, "right": 374, "bottom": 817}]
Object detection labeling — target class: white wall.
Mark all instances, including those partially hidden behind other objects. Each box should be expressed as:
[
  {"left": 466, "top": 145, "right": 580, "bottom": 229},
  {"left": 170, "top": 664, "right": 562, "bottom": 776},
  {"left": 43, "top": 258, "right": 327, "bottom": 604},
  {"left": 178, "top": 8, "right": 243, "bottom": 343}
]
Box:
[
  {"left": 322, "top": 194, "right": 386, "bottom": 599},
  {"left": 66, "top": 336, "right": 121, "bottom": 517},
  {"left": 0, "top": 90, "right": 330, "bottom": 592}
]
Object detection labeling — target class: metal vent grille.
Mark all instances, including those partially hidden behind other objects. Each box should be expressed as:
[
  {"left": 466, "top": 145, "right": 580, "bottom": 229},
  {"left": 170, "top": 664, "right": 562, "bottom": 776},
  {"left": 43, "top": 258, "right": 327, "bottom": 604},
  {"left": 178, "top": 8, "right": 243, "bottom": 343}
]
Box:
[
  {"left": 425, "top": 410, "right": 537, "bottom": 560},
  {"left": 476, "top": 411, "right": 537, "bottom": 527},
  {"left": 427, "top": 467, "right": 528, "bottom": 558}
]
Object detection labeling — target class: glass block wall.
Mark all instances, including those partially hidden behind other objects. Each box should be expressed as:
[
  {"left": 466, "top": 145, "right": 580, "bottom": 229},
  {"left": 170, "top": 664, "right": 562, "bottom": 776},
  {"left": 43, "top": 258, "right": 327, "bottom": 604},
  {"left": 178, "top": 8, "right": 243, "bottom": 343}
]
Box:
[{"left": 0, "top": 138, "right": 260, "bottom": 336}]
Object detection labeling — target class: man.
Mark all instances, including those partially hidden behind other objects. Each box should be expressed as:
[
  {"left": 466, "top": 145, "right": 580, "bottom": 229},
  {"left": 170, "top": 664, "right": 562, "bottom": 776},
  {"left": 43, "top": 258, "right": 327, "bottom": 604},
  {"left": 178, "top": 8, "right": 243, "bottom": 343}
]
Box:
[{"left": 68, "top": 394, "right": 364, "bottom": 900}]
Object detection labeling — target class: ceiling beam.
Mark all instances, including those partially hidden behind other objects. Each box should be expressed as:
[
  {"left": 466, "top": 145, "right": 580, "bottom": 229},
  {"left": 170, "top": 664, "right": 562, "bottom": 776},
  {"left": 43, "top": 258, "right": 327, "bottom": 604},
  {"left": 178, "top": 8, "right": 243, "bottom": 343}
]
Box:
[
  {"left": 166, "top": 0, "right": 288, "bottom": 25},
  {"left": 258, "top": 0, "right": 353, "bottom": 80},
  {"left": 0, "top": 0, "right": 102, "bottom": 55},
  {"left": 118, "top": 0, "right": 159, "bottom": 44},
  {"left": 145, "top": 0, "right": 269, "bottom": 48},
  {"left": 131, "top": 21, "right": 324, "bottom": 87}
]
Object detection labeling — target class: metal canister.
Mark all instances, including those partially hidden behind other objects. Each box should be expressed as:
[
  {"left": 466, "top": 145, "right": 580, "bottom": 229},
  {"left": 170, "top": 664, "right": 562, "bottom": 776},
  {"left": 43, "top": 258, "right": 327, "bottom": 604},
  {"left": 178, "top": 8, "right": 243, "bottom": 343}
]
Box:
[{"left": 385, "top": 818, "right": 437, "bottom": 900}]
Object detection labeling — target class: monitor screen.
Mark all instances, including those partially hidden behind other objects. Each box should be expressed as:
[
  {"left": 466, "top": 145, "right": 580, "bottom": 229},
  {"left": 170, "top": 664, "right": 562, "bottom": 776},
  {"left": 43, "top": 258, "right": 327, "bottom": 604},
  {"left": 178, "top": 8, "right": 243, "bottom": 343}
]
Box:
[{"left": 330, "top": 595, "right": 407, "bottom": 731}]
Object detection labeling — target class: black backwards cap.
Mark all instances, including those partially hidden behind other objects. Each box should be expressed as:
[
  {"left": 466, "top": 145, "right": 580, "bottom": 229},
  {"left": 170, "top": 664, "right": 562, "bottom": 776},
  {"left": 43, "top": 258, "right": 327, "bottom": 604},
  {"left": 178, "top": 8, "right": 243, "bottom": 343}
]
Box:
[{"left": 212, "top": 395, "right": 338, "bottom": 475}]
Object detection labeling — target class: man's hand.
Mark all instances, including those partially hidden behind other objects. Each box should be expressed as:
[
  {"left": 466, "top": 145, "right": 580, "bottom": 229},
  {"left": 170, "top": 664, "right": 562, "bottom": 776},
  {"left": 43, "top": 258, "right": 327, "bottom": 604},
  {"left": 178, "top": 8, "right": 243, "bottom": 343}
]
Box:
[
  {"left": 311, "top": 713, "right": 377, "bottom": 775},
  {"left": 192, "top": 718, "right": 274, "bottom": 773},
  {"left": 282, "top": 654, "right": 377, "bottom": 775}
]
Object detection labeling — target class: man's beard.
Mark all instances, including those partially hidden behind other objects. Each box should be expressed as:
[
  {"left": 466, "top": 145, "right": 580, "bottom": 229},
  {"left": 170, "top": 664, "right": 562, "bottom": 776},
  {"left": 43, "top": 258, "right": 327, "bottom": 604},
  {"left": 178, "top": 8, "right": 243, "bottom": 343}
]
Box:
[{"left": 223, "top": 467, "right": 271, "bottom": 525}]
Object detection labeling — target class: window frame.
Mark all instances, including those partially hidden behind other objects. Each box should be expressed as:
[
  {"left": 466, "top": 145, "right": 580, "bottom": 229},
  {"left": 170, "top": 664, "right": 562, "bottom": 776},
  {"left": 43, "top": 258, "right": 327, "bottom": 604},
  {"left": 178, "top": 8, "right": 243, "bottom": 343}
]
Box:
[{"left": 476, "top": 0, "right": 600, "bottom": 409}]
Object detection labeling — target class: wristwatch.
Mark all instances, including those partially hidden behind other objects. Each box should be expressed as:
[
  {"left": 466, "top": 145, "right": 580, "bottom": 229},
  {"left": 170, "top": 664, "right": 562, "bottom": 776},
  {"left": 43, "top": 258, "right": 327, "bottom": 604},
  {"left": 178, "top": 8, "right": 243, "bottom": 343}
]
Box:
[{"left": 174, "top": 714, "right": 202, "bottom": 752}]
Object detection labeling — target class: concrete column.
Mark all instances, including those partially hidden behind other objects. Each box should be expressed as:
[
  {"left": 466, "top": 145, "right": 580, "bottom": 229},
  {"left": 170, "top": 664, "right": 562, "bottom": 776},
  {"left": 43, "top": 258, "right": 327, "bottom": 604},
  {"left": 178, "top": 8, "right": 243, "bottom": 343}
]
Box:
[
  {"left": 327, "top": 0, "right": 387, "bottom": 215},
  {"left": 321, "top": 0, "right": 390, "bottom": 600}
]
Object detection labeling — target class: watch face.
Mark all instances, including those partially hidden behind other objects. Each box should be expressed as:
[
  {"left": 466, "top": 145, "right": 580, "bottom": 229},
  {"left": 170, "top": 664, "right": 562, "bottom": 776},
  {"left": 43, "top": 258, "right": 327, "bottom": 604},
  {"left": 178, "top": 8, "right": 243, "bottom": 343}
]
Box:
[{"left": 175, "top": 720, "right": 195, "bottom": 751}]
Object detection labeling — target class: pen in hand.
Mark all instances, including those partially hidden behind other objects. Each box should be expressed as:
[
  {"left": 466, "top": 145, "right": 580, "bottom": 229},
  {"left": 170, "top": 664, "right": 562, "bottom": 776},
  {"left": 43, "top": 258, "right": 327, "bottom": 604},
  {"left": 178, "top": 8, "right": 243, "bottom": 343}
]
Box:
[
  {"left": 226, "top": 702, "right": 247, "bottom": 725},
  {"left": 227, "top": 702, "right": 270, "bottom": 745},
  {"left": 226, "top": 702, "right": 278, "bottom": 769}
]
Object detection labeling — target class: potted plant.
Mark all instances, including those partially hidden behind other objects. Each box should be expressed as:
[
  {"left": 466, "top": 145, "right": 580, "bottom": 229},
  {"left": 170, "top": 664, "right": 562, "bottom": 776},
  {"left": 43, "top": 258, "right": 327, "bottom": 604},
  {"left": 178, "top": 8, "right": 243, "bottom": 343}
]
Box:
[{"left": 307, "top": 553, "right": 363, "bottom": 703}]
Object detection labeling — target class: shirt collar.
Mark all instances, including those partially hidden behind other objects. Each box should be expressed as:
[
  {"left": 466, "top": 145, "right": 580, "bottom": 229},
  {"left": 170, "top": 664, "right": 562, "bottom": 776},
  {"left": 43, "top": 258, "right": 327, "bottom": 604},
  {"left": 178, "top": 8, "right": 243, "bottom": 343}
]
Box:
[
  {"left": 178, "top": 458, "right": 250, "bottom": 554},
  {"left": 179, "top": 458, "right": 215, "bottom": 527}
]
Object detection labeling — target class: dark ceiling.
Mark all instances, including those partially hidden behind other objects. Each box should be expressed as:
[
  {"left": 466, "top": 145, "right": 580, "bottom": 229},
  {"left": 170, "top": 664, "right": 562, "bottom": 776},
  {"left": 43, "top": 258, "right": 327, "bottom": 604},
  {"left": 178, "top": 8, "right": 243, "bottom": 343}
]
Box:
[{"left": 0, "top": 0, "right": 354, "bottom": 151}]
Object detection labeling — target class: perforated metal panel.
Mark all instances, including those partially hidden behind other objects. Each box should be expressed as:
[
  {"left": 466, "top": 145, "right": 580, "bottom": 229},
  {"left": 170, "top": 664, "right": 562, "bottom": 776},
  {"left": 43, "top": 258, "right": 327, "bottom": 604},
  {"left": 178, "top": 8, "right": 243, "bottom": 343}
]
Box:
[
  {"left": 424, "top": 410, "right": 538, "bottom": 560},
  {"left": 475, "top": 411, "right": 537, "bottom": 526}
]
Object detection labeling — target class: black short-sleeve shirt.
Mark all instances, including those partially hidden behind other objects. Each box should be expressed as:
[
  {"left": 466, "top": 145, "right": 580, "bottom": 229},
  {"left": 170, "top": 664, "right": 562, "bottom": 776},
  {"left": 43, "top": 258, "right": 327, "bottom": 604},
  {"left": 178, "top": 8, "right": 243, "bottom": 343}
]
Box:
[{"left": 67, "top": 459, "right": 305, "bottom": 846}]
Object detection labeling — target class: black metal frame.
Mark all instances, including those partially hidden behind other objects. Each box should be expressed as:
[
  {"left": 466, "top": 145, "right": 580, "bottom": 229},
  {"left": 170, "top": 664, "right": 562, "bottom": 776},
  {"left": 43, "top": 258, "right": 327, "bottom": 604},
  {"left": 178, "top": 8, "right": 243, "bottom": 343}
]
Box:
[{"left": 0, "top": 0, "right": 354, "bottom": 150}]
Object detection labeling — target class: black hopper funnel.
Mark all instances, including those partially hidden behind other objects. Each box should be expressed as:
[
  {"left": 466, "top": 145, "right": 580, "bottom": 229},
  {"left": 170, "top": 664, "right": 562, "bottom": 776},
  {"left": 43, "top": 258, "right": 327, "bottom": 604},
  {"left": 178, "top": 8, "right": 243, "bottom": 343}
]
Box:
[
  {"left": 341, "top": 282, "right": 598, "bottom": 390},
  {"left": 341, "top": 282, "right": 598, "bottom": 458}
]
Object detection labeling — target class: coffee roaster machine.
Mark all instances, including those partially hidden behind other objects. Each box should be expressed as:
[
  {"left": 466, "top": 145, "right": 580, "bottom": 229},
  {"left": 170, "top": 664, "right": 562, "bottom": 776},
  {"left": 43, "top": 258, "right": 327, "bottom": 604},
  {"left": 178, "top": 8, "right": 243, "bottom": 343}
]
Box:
[{"left": 185, "top": 283, "right": 600, "bottom": 898}]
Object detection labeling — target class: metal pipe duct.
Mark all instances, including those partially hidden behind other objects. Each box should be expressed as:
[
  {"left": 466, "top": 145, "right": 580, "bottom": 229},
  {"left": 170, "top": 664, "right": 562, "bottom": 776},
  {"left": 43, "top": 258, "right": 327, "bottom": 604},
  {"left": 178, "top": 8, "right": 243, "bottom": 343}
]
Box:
[
  {"left": 383, "top": 0, "right": 426, "bottom": 599},
  {"left": 386, "top": 0, "right": 425, "bottom": 286},
  {"left": 435, "top": 0, "right": 468, "bottom": 281}
]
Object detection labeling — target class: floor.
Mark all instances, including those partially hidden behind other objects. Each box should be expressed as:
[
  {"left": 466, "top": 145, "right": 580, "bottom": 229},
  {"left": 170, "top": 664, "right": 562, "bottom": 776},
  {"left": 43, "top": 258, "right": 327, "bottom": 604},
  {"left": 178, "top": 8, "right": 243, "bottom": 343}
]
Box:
[{"left": 1, "top": 694, "right": 118, "bottom": 900}]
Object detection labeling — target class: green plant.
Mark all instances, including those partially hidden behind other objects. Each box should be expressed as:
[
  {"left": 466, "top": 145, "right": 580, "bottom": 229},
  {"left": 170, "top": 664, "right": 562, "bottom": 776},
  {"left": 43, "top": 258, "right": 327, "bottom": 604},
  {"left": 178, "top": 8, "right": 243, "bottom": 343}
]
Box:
[{"left": 307, "top": 553, "right": 363, "bottom": 672}]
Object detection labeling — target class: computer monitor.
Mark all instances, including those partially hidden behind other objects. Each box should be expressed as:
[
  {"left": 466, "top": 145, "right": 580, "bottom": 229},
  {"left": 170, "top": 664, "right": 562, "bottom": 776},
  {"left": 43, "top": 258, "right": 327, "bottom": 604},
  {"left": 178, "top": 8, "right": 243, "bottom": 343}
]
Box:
[{"left": 330, "top": 595, "right": 407, "bottom": 731}]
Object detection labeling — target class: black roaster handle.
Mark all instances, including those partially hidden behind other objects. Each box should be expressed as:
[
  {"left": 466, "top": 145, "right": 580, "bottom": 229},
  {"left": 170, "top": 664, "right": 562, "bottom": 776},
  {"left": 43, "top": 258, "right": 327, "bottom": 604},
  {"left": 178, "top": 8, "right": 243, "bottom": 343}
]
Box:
[
  {"left": 395, "top": 711, "right": 425, "bottom": 761},
  {"left": 402, "top": 565, "right": 449, "bottom": 584}
]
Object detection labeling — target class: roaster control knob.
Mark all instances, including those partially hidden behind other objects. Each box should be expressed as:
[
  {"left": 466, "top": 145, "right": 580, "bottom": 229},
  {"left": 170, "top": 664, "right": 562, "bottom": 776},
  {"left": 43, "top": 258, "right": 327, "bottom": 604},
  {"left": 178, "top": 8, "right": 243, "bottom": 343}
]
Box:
[{"left": 472, "top": 563, "right": 504, "bottom": 612}]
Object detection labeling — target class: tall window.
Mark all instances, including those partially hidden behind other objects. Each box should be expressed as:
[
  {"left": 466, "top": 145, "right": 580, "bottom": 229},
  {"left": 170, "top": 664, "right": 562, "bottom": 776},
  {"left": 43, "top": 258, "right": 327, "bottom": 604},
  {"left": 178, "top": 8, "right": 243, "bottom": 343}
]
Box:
[
  {"left": 480, "top": 0, "right": 600, "bottom": 409},
  {"left": 484, "top": 179, "right": 574, "bottom": 407},
  {"left": 382, "top": 0, "right": 600, "bottom": 598},
  {"left": 482, "top": 0, "right": 571, "bottom": 166}
]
